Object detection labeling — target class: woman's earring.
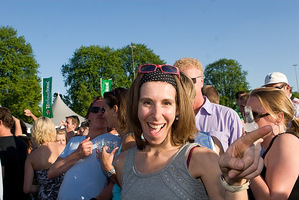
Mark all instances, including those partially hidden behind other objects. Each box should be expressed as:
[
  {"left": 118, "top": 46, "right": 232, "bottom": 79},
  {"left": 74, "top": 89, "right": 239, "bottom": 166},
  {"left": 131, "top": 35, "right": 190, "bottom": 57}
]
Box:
[
  {"left": 175, "top": 116, "right": 179, "bottom": 121},
  {"left": 273, "top": 123, "right": 281, "bottom": 135}
]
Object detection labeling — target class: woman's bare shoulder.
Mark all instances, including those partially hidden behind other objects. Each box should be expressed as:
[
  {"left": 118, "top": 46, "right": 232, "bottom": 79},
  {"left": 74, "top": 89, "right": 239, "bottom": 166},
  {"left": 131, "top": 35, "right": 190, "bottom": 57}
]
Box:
[
  {"left": 272, "top": 133, "right": 299, "bottom": 149},
  {"left": 188, "top": 146, "right": 220, "bottom": 178}
]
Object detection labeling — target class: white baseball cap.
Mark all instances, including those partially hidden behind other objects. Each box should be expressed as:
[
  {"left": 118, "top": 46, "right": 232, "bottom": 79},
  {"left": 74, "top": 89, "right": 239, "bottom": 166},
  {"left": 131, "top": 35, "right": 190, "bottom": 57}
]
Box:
[{"left": 264, "top": 72, "right": 288, "bottom": 86}]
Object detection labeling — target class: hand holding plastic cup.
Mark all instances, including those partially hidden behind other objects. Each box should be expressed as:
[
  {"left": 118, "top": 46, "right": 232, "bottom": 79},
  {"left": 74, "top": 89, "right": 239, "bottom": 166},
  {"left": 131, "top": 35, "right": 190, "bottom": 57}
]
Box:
[{"left": 97, "top": 139, "right": 118, "bottom": 153}]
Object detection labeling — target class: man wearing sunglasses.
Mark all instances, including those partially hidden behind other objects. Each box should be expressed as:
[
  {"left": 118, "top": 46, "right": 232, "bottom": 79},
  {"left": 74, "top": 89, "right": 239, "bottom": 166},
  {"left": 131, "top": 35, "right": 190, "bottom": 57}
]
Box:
[
  {"left": 49, "top": 96, "right": 121, "bottom": 200},
  {"left": 263, "top": 72, "right": 299, "bottom": 117},
  {"left": 174, "top": 57, "right": 243, "bottom": 151}
]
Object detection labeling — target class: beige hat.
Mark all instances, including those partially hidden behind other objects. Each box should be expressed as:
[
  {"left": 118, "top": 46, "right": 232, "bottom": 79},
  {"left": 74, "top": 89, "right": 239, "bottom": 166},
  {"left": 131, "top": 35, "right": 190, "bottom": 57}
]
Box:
[{"left": 264, "top": 72, "right": 288, "bottom": 86}]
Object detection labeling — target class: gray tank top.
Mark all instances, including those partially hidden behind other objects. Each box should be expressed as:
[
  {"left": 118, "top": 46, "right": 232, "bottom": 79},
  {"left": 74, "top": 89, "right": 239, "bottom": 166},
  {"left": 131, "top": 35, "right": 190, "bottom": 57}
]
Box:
[{"left": 121, "top": 143, "right": 209, "bottom": 200}]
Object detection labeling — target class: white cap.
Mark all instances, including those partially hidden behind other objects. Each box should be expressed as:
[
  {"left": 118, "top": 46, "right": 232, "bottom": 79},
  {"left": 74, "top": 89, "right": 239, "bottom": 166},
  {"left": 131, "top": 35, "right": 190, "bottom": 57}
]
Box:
[{"left": 264, "top": 72, "right": 288, "bottom": 86}]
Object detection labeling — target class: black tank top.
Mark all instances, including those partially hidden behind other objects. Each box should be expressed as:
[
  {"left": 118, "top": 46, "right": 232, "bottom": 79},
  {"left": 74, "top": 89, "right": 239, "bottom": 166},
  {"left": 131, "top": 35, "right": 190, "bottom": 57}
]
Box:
[{"left": 260, "top": 133, "right": 299, "bottom": 200}]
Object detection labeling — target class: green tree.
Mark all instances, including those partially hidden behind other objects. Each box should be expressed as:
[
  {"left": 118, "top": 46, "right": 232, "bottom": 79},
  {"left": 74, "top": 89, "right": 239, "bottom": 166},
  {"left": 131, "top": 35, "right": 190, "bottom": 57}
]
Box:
[
  {"left": 116, "top": 43, "right": 165, "bottom": 87},
  {"left": 293, "top": 91, "right": 299, "bottom": 99},
  {"left": 0, "top": 26, "right": 41, "bottom": 123},
  {"left": 61, "top": 43, "right": 165, "bottom": 116},
  {"left": 61, "top": 45, "right": 119, "bottom": 116},
  {"left": 204, "top": 58, "right": 249, "bottom": 108}
]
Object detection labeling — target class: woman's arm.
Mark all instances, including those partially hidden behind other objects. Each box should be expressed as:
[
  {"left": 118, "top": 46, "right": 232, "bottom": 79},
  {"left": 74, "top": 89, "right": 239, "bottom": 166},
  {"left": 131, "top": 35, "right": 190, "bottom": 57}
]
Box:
[
  {"left": 96, "top": 147, "right": 119, "bottom": 185},
  {"left": 189, "top": 147, "right": 249, "bottom": 200},
  {"left": 113, "top": 151, "right": 128, "bottom": 188},
  {"left": 251, "top": 134, "right": 299, "bottom": 199},
  {"left": 23, "top": 155, "right": 39, "bottom": 194},
  {"left": 217, "top": 125, "right": 272, "bottom": 200},
  {"left": 189, "top": 147, "right": 225, "bottom": 200},
  {"left": 24, "top": 109, "right": 37, "bottom": 121}
]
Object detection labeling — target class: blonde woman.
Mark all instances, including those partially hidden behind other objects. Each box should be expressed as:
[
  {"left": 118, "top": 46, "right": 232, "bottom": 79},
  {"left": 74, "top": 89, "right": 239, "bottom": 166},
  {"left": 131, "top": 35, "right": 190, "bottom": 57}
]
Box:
[
  {"left": 23, "top": 117, "right": 65, "bottom": 199},
  {"left": 247, "top": 87, "right": 299, "bottom": 199}
]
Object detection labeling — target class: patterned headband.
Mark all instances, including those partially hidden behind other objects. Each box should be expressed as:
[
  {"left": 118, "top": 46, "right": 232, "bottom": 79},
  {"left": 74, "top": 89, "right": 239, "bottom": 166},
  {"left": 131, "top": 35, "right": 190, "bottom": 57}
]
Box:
[{"left": 139, "top": 69, "right": 177, "bottom": 89}]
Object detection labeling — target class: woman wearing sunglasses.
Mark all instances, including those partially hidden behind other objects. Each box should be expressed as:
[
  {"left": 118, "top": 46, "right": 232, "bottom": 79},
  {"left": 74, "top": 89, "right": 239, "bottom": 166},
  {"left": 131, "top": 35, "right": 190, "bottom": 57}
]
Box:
[
  {"left": 246, "top": 87, "right": 299, "bottom": 199},
  {"left": 96, "top": 87, "right": 135, "bottom": 200},
  {"left": 113, "top": 64, "right": 271, "bottom": 200}
]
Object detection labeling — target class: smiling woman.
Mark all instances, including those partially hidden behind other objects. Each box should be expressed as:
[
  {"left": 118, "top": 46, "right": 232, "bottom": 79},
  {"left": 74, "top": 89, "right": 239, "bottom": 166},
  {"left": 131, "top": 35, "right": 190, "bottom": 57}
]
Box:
[
  {"left": 113, "top": 64, "right": 269, "bottom": 200},
  {"left": 246, "top": 87, "right": 299, "bottom": 199}
]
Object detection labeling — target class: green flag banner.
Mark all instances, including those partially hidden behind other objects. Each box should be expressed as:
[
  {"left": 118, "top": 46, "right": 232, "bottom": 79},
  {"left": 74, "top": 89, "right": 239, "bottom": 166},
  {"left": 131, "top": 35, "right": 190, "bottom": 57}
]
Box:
[
  {"left": 42, "top": 77, "right": 53, "bottom": 118},
  {"left": 101, "top": 78, "right": 112, "bottom": 97}
]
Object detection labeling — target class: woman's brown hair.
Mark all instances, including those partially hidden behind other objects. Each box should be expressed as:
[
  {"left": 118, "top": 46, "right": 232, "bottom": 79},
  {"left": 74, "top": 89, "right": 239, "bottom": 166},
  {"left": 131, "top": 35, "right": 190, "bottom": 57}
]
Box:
[{"left": 127, "top": 72, "right": 197, "bottom": 150}]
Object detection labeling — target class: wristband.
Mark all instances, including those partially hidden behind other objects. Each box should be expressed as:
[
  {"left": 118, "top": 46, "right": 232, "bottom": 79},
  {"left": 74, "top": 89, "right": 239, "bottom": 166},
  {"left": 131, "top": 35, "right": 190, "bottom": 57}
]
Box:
[
  {"left": 220, "top": 174, "right": 250, "bottom": 193},
  {"left": 106, "top": 167, "right": 116, "bottom": 177}
]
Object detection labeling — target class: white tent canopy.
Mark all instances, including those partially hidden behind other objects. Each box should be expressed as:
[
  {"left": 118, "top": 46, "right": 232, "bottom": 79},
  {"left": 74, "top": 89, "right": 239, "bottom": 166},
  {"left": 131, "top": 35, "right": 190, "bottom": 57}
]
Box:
[{"left": 51, "top": 95, "right": 86, "bottom": 127}]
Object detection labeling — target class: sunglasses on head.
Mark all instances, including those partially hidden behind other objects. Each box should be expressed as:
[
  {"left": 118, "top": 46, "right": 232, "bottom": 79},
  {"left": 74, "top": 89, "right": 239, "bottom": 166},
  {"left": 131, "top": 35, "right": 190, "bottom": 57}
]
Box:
[
  {"left": 252, "top": 111, "right": 270, "bottom": 122},
  {"left": 138, "top": 64, "right": 180, "bottom": 78},
  {"left": 90, "top": 106, "right": 105, "bottom": 114}
]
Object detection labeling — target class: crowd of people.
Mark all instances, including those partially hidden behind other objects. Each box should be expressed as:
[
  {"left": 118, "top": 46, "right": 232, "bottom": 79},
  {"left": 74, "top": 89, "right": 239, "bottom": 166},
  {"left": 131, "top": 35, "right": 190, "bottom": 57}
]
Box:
[{"left": 0, "top": 57, "right": 298, "bottom": 200}]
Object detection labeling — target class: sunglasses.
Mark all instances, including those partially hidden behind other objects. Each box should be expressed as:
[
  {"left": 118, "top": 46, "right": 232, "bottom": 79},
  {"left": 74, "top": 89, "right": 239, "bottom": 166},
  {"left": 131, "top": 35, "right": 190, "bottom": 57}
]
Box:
[
  {"left": 252, "top": 112, "right": 270, "bottom": 122},
  {"left": 274, "top": 83, "right": 286, "bottom": 90},
  {"left": 90, "top": 106, "right": 105, "bottom": 114},
  {"left": 191, "top": 75, "right": 202, "bottom": 84},
  {"left": 138, "top": 64, "right": 180, "bottom": 78}
]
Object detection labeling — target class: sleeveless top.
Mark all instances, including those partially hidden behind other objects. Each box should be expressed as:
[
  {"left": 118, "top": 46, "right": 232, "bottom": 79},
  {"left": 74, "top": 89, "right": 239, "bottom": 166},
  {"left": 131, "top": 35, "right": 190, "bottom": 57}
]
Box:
[
  {"left": 121, "top": 143, "right": 209, "bottom": 200},
  {"left": 112, "top": 133, "right": 134, "bottom": 200},
  {"left": 261, "top": 133, "right": 299, "bottom": 200},
  {"left": 35, "top": 169, "right": 64, "bottom": 200}
]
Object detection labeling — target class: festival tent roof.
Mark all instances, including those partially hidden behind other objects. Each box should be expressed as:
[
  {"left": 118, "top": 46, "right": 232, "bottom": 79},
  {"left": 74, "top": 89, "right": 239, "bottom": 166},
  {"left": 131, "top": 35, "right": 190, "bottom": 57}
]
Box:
[{"left": 51, "top": 95, "right": 86, "bottom": 127}]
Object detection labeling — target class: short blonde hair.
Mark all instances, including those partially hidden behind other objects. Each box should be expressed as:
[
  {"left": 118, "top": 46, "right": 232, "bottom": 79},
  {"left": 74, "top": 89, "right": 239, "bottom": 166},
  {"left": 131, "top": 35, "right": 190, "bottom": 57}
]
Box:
[
  {"left": 31, "top": 117, "right": 56, "bottom": 146},
  {"left": 174, "top": 57, "right": 203, "bottom": 73}
]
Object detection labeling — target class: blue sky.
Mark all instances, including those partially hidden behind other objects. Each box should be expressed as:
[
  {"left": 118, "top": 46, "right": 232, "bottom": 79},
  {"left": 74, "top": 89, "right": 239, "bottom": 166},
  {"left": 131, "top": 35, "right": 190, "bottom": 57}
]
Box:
[{"left": 1, "top": 0, "right": 299, "bottom": 95}]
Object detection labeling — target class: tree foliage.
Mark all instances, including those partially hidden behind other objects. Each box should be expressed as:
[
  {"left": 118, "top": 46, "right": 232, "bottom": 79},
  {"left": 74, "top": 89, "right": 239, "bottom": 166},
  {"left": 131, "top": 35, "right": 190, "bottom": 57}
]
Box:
[
  {"left": 0, "top": 26, "right": 41, "bottom": 123},
  {"left": 204, "top": 58, "right": 249, "bottom": 108},
  {"left": 61, "top": 43, "right": 164, "bottom": 116},
  {"left": 116, "top": 43, "right": 165, "bottom": 85}
]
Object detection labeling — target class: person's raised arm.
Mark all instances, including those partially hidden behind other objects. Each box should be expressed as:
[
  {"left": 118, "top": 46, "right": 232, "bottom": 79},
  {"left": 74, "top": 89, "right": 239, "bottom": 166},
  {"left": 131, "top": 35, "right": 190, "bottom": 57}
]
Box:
[
  {"left": 96, "top": 146, "right": 119, "bottom": 184},
  {"left": 24, "top": 109, "right": 37, "bottom": 121},
  {"left": 12, "top": 116, "right": 22, "bottom": 136},
  {"left": 48, "top": 137, "right": 93, "bottom": 179},
  {"left": 218, "top": 125, "right": 272, "bottom": 199}
]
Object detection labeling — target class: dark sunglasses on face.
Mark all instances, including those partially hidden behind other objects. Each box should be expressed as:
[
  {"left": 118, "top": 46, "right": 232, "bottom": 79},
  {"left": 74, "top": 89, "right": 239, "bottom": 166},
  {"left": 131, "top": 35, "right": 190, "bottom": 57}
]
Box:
[
  {"left": 138, "top": 64, "right": 180, "bottom": 78},
  {"left": 252, "top": 111, "right": 270, "bottom": 122},
  {"left": 90, "top": 106, "right": 105, "bottom": 114},
  {"left": 274, "top": 83, "right": 286, "bottom": 90},
  {"left": 191, "top": 75, "right": 202, "bottom": 84}
]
